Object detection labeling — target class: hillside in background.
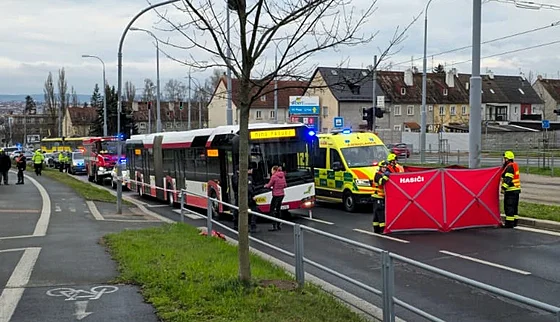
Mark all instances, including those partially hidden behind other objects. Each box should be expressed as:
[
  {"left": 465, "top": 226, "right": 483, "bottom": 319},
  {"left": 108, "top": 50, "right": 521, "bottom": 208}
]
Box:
[{"left": 0, "top": 94, "right": 91, "bottom": 103}]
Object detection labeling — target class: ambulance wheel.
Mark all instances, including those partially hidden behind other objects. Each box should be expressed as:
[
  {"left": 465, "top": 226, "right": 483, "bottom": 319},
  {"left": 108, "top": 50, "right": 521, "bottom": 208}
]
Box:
[{"left": 343, "top": 191, "right": 357, "bottom": 213}]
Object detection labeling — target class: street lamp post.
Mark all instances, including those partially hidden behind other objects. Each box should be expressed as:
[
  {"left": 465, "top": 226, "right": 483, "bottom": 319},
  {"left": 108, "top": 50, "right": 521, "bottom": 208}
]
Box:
[
  {"left": 130, "top": 27, "right": 162, "bottom": 133},
  {"left": 116, "top": 0, "right": 180, "bottom": 214},
  {"left": 421, "top": 0, "right": 436, "bottom": 164},
  {"left": 186, "top": 63, "right": 208, "bottom": 130},
  {"left": 469, "top": 0, "right": 482, "bottom": 169},
  {"left": 226, "top": 2, "right": 233, "bottom": 125},
  {"left": 82, "top": 55, "right": 107, "bottom": 136}
]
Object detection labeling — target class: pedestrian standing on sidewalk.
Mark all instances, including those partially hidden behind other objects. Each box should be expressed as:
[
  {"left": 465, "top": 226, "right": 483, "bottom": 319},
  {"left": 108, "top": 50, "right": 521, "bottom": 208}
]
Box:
[
  {"left": 0, "top": 149, "right": 11, "bottom": 185},
  {"left": 265, "top": 165, "right": 287, "bottom": 231},
  {"left": 16, "top": 151, "right": 27, "bottom": 185},
  {"left": 501, "top": 150, "right": 521, "bottom": 228},
  {"left": 32, "top": 149, "right": 44, "bottom": 176}
]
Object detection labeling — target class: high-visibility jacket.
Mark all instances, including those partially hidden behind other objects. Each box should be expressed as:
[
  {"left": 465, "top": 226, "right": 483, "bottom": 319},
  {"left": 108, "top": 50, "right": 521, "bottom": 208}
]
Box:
[
  {"left": 501, "top": 162, "right": 521, "bottom": 192},
  {"left": 388, "top": 162, "right": 404, "bottom": 173},
  {"left": 32, "top": 151, "right": 44, "bottom": 164},
  {"left": 372, "top": 171, "right": 389, "bottom": 199},
  {"left": 58, "top": 153, "right": 68, "bottom": 163}
]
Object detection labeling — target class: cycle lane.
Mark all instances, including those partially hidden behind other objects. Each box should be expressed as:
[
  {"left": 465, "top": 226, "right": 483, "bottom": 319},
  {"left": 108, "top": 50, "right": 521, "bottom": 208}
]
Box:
[{"left": 0, "top": 172, "right": 163, "bottom": 322}]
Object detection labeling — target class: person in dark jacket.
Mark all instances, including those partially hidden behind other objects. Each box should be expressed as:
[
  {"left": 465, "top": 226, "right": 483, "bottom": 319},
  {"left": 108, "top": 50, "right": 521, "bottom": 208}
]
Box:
[
  {"left": 16, "top": 152, "right": 27, "bottom": 185},
  {"left": 232, "top": 166, "right": 258, "bottom": 233},
  {"left": 264, "top": 165, "right": 287, "bottom": 231},
  {"left": 0, "top": 149, "right": 11, "bottom": 185}
]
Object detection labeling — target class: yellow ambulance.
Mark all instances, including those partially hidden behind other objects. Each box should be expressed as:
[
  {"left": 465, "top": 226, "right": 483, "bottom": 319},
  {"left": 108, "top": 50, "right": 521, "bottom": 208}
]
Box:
[{"left": 314, "top": 129, "right": 389, "bottom": 212}]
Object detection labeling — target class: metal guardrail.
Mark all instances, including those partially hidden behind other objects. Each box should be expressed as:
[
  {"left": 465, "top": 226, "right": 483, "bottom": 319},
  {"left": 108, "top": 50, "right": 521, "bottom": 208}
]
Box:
[{"left": 179, "top": 189, "right": 560, "bottom": 322}]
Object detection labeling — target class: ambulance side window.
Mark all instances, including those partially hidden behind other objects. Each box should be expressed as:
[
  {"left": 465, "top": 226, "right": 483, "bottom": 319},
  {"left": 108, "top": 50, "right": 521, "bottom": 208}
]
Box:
[
  {"left": 314, "top": 148, "right": 327, "bottom": 168},
  {"left": 330, "top": 149, "right": 344, "bottom": 170}
]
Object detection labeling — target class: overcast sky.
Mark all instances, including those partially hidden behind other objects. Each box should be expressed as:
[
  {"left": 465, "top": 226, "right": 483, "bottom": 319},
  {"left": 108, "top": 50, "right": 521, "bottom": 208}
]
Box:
[{"left": 1, "top": 0, "right": 560, "bottom": 95}]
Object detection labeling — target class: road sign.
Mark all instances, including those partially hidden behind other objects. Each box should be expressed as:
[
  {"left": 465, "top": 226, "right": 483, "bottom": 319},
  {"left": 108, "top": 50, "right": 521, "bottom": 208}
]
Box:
[
  {"left": 289, "top": 96, "right": 320, "bottom": 115},
  {"left": 290, "top": 116, "right": 318, "bottom": 129},
  {"left": 542, "top": 120, "right": 550, "bottom": 129},
  {"left": 333, "top": 117, "right": 344, "bottom": 128},
  {"left": 376, "top": 96, "right": 385, "bottom": 108}
]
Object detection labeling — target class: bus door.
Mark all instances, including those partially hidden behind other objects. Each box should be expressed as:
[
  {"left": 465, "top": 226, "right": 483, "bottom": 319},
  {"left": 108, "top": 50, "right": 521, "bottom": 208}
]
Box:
[
  {"left": 218, "top": 149, "right": 234, "bottom": 206},
  {"left": 153, "top": 135, "right": 164, "bottom": 199}
]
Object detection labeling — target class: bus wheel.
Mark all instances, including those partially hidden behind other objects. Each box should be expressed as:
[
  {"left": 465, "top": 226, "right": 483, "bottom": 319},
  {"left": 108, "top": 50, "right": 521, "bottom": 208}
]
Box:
[
  {"left": 167, "top": 191, "right": 175, "bottom": 207},
  {"left": 343, "top": 190, "right": 356, "bottom": 213}
]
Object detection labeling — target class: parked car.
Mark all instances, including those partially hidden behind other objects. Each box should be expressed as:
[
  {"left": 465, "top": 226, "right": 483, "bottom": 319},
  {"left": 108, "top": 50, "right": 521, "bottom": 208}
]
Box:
[
  {"left": 111, "top": 165, "right": 129, "bottom": 190},
  {"left": 68, "top": 151, "right": 86, "bottom": 175},
  {"left": 386, "top": 143, "right": 411, "bottom": 158}
]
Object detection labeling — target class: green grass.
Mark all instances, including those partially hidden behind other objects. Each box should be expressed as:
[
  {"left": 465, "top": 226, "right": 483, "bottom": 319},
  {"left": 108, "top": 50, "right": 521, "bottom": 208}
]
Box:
[
  {"left": 499, "top": 201, "right": 560, "bottom": 222},
  {"left": 104, "top": 224, "right": 368, "bottom": 322},
  {"left": 485, "top": 151, "right": 560, "bottom": 158},
  {"left": 42, "top": 168, "right": 128, "bottom": 204}
]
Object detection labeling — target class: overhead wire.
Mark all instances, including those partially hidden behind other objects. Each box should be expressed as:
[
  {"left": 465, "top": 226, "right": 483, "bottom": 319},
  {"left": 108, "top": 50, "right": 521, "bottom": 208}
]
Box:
[{"left": 451, "top": 39, "right": 560, "bottom": 65}]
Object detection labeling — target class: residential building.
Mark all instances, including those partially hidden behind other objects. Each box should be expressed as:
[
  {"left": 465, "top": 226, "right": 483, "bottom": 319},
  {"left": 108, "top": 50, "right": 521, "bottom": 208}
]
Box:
[
  {"left": 62, "top": 107, "right": 97, "bottom": 137},
  {"left": 207, "top": 76, "right": 307, "bottom": 127},
  {"left": 131, "top": 101, "right": 194, "bottom": 134},
  {"left": 2, "top": 113, "right": 57, "bottom": 145},
  {"left": 458, "top": 72, "right": 544, "bottom": 123},
  {"left": 532, "top": 76, "right": 560, "bottom": 121},
  {"left": 305, "top": 67, "right": 469, "bottom": 142}
]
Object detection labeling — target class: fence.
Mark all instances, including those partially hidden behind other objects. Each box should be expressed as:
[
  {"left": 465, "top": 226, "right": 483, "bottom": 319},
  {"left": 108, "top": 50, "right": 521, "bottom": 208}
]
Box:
[{"left": 179, "top": 189, "right": 560, "bottom": 322}]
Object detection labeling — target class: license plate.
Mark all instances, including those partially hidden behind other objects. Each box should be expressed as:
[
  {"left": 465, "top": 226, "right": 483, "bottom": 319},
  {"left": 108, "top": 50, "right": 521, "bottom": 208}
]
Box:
[{"left": 280, "top": 205, "right": 289, "bottom": 210}]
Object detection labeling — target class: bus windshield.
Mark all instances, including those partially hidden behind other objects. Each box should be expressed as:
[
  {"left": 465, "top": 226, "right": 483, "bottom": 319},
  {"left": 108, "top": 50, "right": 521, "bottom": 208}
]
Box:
[
  {"left": 341, "top": 145, "right": 388, "bottom": 168},
  {"left": 100, "top": 141, "right": 119, "bottom": 155},
  {"left": 248, "top": 140, "right": 312, "bottom": 185}
]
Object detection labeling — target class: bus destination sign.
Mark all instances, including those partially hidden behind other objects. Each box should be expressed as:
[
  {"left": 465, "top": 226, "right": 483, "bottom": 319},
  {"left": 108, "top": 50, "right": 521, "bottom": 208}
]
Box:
[{"left": 250, "top": 128, "right": 296, "bottom": 140}]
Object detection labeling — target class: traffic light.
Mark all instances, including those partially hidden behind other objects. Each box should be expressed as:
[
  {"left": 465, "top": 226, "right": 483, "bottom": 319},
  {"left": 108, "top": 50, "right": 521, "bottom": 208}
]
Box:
[
  {"left": 147, "top": 101, "right": 152, "bottom": 110},
  {"left": 179, "top": 101, "right": 184, "bottom": 110}
]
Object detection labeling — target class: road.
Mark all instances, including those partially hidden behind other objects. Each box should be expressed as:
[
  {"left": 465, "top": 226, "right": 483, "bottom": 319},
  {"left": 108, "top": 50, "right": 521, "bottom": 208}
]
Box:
[
  {"left": 74, "top": 173, "right": 560, "bottom": 321},
  {"left": 0, "top": 171, "right": 162, "bottom": 322}
]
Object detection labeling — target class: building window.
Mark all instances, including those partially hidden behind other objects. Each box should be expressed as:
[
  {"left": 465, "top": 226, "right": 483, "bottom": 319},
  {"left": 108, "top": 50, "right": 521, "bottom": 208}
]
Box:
[
  {"left": 514, "top": 106, "right": 518, "bottom": 114},
  {"left": 139, "top": 123, "right": 146, "bottom": 129},
  {"left": 166, "top": 122, "right": 173, "bottom": 129},
  {"left": 394, "top": 105, "right": 402, "bottom": 116},
  {"left": 256, "top": 110, "right": 262, "bottom": 119},
  {"left": 401, "top": 88, "right": 406, "bottom": 95},
  {"left": 393, "top": 125, "right": 401, "bottom": 131},
  {"left": 461, "top": 105, "right": 467, "bottom": 115},
  {"left": 260, "top": 95, "right": 266, "bottom": 101},
  {"left": 439, "top": 105, "right": 445, "bottom": 116},
  {"left": 518, "top": 88, "right": 525, "bottom": 95},
  {"left": 322, "top": 106, "right": 329, "bottom": 117},
  {"left": 269, "top": 110, "right": 275, "bottom": 119},
  {"left": 407, "top": 105, "right": 414, "bottom": 115},
  {"left": 443, "top": 88, "right": 449, "bottom": 96},
  {"left": 428, "top": 105, "right": 433, "bottom": 112},
  {"left": 450, "top": 105, "right": 456, "bottom": 115},
  {"left": 465, "top": 82, "right": 469, "bottom": 90}
]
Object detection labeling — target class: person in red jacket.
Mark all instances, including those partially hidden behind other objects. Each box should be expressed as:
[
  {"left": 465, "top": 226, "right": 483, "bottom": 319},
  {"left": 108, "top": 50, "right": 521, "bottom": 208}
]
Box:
[{"left": 265, "top": 165, "right": 287, "bottom": 231}]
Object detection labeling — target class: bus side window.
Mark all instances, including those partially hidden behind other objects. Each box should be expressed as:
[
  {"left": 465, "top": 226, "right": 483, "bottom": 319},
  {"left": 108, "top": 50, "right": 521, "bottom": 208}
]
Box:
[{"left": 313, "top": 148, "right": 327, "bottom": 169}]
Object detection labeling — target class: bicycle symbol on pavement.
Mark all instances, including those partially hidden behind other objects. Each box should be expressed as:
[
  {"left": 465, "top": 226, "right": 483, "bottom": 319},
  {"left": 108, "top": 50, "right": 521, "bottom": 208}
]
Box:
[{"left": 46, "top": 285, "right": 119, "bottom": 301}]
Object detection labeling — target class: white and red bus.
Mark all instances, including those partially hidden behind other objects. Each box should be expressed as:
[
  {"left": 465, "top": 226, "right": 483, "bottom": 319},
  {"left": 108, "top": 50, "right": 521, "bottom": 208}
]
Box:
[
  {"left": 125, "top": 123, "right": 317, "bottom": 216},
  {"left": 83, "top": 137, "right": 126, "bottom": 184}
]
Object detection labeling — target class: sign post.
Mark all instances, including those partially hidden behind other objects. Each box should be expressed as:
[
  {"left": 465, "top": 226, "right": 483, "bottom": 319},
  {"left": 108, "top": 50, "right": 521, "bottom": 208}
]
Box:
[
  {"left": 333, "top": 117, "right": 344, "bottom": 128},
  {"left": 289, "top": 96, "right": 320, "bottom": 130}
]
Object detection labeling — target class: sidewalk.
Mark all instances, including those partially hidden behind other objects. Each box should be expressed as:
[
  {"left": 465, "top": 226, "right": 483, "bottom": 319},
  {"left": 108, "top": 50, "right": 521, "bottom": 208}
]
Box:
[
  {"left": 0, "top": 171, "right": 164, "bottom": 322},
  {"left": 520, "top": 172, "right": 560, "bottom": 185}
]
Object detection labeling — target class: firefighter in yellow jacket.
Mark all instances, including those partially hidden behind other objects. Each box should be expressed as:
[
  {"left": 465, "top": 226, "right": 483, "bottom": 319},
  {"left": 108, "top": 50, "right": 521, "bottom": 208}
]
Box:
[
  {"left": 501, "top": 150, "right": 521, "bottom": 228},
  {"left": 387, "top": 153, "right": 404, "bottom": 173},
  {"left": 372, "top": 160, "right": 390, "bottom": 234}
]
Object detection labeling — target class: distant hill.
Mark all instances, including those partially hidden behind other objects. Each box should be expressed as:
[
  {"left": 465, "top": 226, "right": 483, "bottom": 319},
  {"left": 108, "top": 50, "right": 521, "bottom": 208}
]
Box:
[{"left": 0, "top": 94, "right": 92, "bottom": 103}]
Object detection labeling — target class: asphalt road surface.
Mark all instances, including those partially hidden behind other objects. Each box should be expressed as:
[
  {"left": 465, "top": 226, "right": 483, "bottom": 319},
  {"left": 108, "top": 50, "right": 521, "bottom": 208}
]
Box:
[
  {"left": 0, "top": 171, "right": 162, "bottom": 322},
  {"left": 74, "top": 172, "right": 560, "bottom": 322}
]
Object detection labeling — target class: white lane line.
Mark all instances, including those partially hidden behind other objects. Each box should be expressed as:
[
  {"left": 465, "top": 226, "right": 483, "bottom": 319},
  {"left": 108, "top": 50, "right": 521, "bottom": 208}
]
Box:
[
  {"left": 299, "top": 217, "right": 334, "bottom": 225},
  {"left": 0, "top": 248, "right": 28, "bottom": 254},
  {"left": 439, "top": 250, "right": 531, "bottom": 276},
  {"left": 0, "top": 235, "right": 37, "bottom": 241},
  {"left": 0, "top": 247, "right": 42, "bottom": 322},
  {"left": 23, "top": 173, "right": 51, "bottom": 237},
  {"left": 85, "top": 201, "right": 104, "bottom": 221},
  {"left": 353, "top": 228, "right": 410, "bottom": 244},
  {"left": 172, "top": 209, "right": 204, "bottom": 220},
  {"left": 514, "top": 226, "right": 560, "bottom": 237}
]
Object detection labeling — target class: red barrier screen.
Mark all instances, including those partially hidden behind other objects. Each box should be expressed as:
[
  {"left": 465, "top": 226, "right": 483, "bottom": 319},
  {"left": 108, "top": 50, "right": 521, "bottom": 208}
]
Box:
[{"left": 384, "top": 167, "right": 502, "bottom": 234}]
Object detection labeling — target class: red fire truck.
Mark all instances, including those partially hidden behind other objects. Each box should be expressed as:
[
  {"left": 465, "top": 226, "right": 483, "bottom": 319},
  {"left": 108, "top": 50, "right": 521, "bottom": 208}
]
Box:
[{"left": 83, "top": 137, "right": 125, "bottom": 184}]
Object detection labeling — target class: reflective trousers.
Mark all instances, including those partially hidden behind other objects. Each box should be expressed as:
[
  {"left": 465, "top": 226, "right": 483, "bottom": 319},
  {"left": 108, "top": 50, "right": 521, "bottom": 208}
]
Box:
[
  {"left": 372, "top": 197, "right": 385, "bottom": 234},
  {"left": 503, "top": 191, "right": 520, "bottom": 228}
]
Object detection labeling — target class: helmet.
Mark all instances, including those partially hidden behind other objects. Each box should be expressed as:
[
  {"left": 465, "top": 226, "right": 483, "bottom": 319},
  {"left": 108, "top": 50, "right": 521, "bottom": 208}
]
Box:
[
  {"left": 387, "top": 153, "right": 397, "bottom": 162},
  {"left": 503, "top": 151, "right": 515, "bottom": 160},
  {"left": 378, "top": 160, "right": 387, "bottom": 167}
]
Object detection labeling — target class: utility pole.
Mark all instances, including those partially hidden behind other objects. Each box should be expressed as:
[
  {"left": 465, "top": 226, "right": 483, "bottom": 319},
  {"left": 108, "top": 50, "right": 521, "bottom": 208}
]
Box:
[
  {"left": 274, "top": 49, "right": 278, "bottom": 124},
  {"left": 198, "top": 97, "right": 202, "bottom": 128},
  {"left": 188, "top": 71, "right": 192, "bottom": 130},
  {"left": 469, "top": 0, "right": 482, "bottom": 169},
  {"left": 372, "top": 55, "right": 377, "bottom": 132}
]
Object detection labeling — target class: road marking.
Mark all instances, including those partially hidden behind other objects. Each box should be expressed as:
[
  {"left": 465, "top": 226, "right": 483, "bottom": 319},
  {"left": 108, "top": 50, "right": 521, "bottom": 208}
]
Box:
[
  {"left": 0, "top": 235, "right": 37, "bottom": 241},
  {"left": 69, "top": 207, "right": 76, "bottom": 213},
  {"left": 74, "top": 301, "right": 93, "bottom": 320},
  {"left": 172, "top": 209, "right": 204, "bottom": 220},
  {"left": 439, "top": 250, "right": 531, "bottom": 275},
  {"left": 47, "top": 285, "right": 118, "bottom": 301},
  {"left": 0, "top": 248, "right": 28, "bottom": 253},
  {"left": 514, "top": 226, "right": 560, "bottom": 237},
  {"left": 55, "top": 205, "right": 62, "bottom": 212},
  {"left": 353, "top": 228, "right": 410, "bottom": 244},
  {"left": 24, "top": 173, "right": 51, "bottom": 237},
  {"left": 298, "top": 217, "right": 334, "bottom": 225},
  {"left": 0, "top": 247, "right": 42, "bottom": 322},
  {"left": 86, "top": 201, "right": 104, "bottom": 221}
]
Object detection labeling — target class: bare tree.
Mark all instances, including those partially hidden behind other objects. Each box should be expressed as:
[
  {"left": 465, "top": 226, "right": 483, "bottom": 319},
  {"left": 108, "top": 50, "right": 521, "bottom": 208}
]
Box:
[
  {"left": 164, "top": 79, "right": 187, "bottom": 101},
  {"left": 142, "top": 78, "right": 155, "bottom": 102},
  {"left": 125, "top": 81, "right": 136, "bottom": 103},
  {"left": 58, "top": 68, "right": 68, "bottom": 114},
  {"left": 44, "top": 72, "right": 57, "bottom": 136},
  {"left": 154, "top": 0, "right": 417, "bottom": 283},
  {"left": 71, "top": 86, "right": 79, "bottom": 107}
]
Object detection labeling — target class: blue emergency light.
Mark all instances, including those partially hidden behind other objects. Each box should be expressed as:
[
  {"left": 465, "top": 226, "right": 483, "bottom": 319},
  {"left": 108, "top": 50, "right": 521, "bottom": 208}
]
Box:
[
  {"left": 342, "top": 129, "right": 351, "bottom": 134},
  {"left": 308, "top": 130, "right": 316, "bottom": 137}
]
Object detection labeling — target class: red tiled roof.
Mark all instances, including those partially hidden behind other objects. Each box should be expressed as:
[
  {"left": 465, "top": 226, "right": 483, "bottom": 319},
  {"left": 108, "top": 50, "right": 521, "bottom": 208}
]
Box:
[
  {"left": 538, "top": 78, "right": 560, "bottom": 102},
  {"left": 68, "top": 107, "right": 97, "bottom": 125},
  {"left": 132, "top": 101, "right": 194, "bottom": 122},
  {"left": 217, "top": 77, "right": 308, "bottom": 108}
]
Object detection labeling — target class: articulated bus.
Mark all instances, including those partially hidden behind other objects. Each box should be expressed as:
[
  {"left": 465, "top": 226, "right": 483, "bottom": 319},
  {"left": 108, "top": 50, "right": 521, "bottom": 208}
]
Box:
[
  {"left": 41, "top": 137, "right": 89, "bottom": 153},
  {"left": 125, "top": 123, "right": 317, "bottom": 216}
]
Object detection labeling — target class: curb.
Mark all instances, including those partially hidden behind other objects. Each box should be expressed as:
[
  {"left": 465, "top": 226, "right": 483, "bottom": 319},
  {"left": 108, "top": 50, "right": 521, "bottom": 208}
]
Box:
[
  {"left": 500, "top": 215, "right": 560, "bottom": 232},
  {"left": 196, "top": 227, "right": 401, "bottom": 322}
]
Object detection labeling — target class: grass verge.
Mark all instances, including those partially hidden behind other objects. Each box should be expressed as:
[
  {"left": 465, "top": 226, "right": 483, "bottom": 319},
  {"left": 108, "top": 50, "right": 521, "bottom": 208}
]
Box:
[
  {"left": 104, "top": 224, "right": 368, "bottom": 322},
  {"left": 500, "top": 202, "right": 560, "bottom": 222},
  {"left": 42, "top": 169, "right": 128, "bottom": 204}
]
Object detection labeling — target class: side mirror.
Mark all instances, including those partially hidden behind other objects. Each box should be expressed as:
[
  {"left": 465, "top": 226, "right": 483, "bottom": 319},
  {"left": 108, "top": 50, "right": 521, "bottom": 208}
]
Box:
[{"left": 332, "top": 161, "right": 344, "bottom": 171}]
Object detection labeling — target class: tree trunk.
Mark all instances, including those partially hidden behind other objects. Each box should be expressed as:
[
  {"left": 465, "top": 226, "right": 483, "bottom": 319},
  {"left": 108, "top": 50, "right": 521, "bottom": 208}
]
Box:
[{"left": 237, "top": 81, "right": 251, "bottom": 284}]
